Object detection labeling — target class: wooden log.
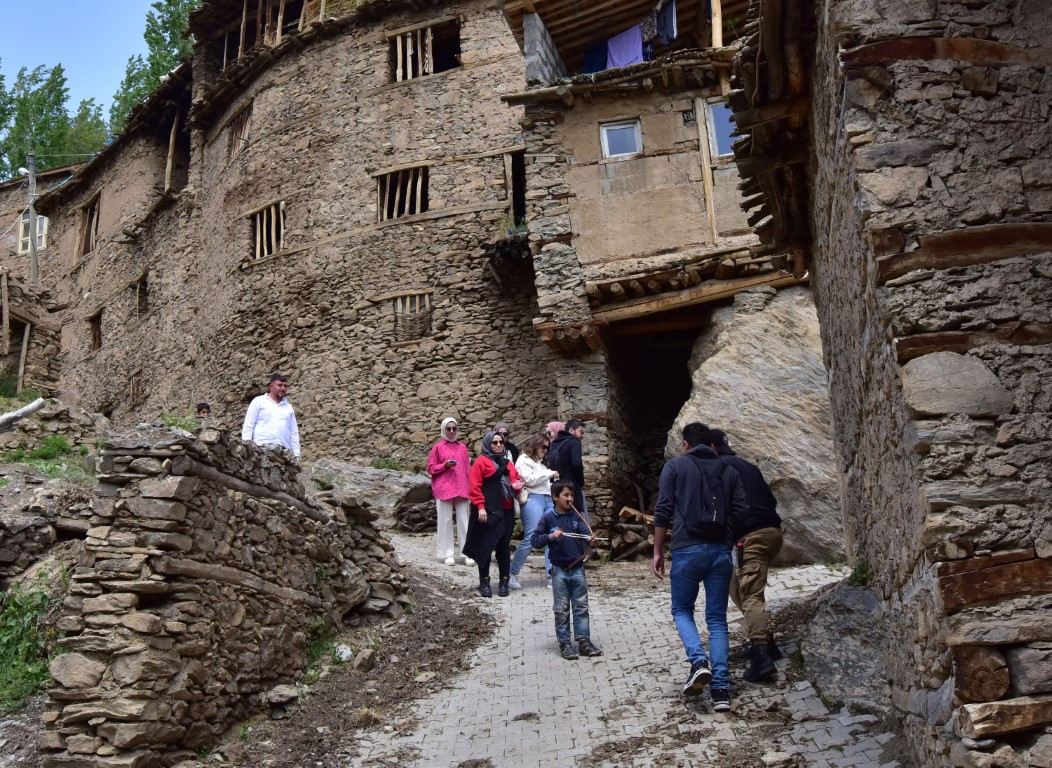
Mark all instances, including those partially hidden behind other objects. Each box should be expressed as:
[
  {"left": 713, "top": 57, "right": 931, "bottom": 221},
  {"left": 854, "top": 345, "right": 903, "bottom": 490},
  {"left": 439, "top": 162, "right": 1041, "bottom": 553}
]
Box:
[
  {"left": 686, "top": 267, "right": 702, "bottom": 285},
  {"left": 958, "top": 695, "right": 1052, "bottom": 739},
  {"left": 0, "top": 397, "right": 45, "bottom": 429},
  {"left": 792, "top": 247, "right": 807, "bottom": 278},
  {"left": 953, "top": 646, "right": 1010, "bottom": 703},
  {"left": 714, "top": 258, "right": 736, "bottom": 279},
  {"left": 710, "top": 0, "right": 723, "bottom": 47},
  {"left": 646, "top": 279, "right": 662, "bottom": 293},
  {"left": 608, "top": 282, "right": 625, "bottom": 298},
  {"left": 16, "top": 323, "right": 29, "bottom": 394},
  {"left": 938, "top": 556, "right": 1052, "bottom": 615},
  {"left": 164, "top": 113, "right": 180, "bottom": 193},
  {"left": 556, "top": 84, "right": 574, "bottom": 107},
  {"left": 581, "top": 324, "right": 601, "bottom": 352},
  {"left": 585, "top": 281, "right": 600, "bottom": 298},
  {"left": 694, "top": 96, "right": 718, "bottom": 243},
  {"left": 1, "top": 270, "right": 8, "bottom": 356},
  {"left": 896, "top": 322, "right": 1052, "bottom": 363},
  {"left": 239, "top": 0, "right": 248, "bottom": 57},
  {"left": 841, "top": 37, "right": 1051, "bottom": 70},
  {"left": 877, "top": 222, "right": 1052, "bottom": 283},
  {"left": 628, "top": 280, "right": 645, "bottom": 296},
  {"left": 612, "top": 540, "right": 652, "bottom": 562}
]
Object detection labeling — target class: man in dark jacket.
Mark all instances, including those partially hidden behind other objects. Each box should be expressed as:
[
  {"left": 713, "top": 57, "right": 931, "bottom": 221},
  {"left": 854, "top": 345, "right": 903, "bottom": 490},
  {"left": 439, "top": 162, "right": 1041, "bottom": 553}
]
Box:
[
  {"left": 706, "top": 428, "right": 783, "bottom": 683},
  {"left": 547, "top": 419, "right": 587, "bottom": 517},
  {"left": 653, "top": 422, "right": 749, "bottom": 711}
]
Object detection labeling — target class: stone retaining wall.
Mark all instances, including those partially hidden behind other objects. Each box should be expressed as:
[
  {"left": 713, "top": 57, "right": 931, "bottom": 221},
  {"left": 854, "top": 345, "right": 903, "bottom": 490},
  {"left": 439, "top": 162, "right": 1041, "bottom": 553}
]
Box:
[{"left": 40, "top": 427, "right": 406, "bottom": 767}]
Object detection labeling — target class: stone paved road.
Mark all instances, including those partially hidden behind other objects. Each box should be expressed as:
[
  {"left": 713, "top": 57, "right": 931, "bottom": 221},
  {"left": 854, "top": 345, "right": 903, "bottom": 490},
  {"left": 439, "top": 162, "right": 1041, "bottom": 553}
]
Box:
[{"left": 355, "top": 533, "right": 904, "bottom": 768}]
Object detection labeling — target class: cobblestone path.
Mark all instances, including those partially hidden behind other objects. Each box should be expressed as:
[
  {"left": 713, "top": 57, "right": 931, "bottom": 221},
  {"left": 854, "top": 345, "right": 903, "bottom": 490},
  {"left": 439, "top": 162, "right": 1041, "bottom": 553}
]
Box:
[{"left": 355, "top": 533, "right": 905, "bottom": 768}]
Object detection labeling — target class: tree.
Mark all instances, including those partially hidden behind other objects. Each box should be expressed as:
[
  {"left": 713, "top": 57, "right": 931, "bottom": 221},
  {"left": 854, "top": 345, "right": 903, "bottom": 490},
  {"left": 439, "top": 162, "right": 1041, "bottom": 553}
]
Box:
[
  {"left": 0, "top": 65, "right": 70, "bottom": 178},
  {"left": 110, "top": 0, "right": 200, "bottom": 133},
  {"left": 66, "top": 99, "right": 109, "bottom": 161}
]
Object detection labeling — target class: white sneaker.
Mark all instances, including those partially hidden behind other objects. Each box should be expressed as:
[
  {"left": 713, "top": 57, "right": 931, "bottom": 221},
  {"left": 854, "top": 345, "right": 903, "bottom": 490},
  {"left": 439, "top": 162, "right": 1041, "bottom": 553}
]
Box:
[
  {"left": 508, "top": 575, "right": 522, "bottom": 590},
  {"left": 546, "top": 577, "right": 552, "bottom": 589},
  {"left": 443, "top": 557, "right": 456, "bottom": 566},
  {"left": 463, "top": 557, "right": 475, "bottom": 567}
]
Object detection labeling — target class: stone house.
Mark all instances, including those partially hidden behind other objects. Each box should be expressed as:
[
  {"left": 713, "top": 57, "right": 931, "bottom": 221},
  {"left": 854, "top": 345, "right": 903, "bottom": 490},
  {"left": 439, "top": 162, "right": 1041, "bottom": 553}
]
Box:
[
  {"left": 19, "top": 0, "right": 800, "bottom": 535},
  {"left": 0, "top": 163, "right": 79, "bottom": 282}
]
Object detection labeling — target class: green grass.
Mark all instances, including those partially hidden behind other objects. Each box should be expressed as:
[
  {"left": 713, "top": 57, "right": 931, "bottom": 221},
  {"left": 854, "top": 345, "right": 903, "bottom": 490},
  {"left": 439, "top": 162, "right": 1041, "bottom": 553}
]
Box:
[
  {"left": 371, "top": 457, "right": 403, "bottom": 471},
  {"left": 160, "top": 413, "right": 200, "bottom": 431},
  {"left": 0, "top": 572, "right": 65, "bottom": 715},
  {"left": 3, "top": 436, "right": 88, "bottom": 483}
]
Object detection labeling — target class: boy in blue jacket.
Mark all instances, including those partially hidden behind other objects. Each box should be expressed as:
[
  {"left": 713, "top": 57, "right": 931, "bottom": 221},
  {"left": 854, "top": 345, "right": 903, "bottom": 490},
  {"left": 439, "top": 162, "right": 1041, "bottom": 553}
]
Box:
[{"left": 531, "top": 481, "right": 603, "bottom": 660}]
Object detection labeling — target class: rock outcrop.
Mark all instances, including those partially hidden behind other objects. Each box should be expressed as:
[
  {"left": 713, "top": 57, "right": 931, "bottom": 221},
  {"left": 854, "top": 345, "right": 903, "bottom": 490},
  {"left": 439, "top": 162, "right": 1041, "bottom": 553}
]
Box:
[{"left": 668, "top": 286, "right": 843, "bottom": 564}]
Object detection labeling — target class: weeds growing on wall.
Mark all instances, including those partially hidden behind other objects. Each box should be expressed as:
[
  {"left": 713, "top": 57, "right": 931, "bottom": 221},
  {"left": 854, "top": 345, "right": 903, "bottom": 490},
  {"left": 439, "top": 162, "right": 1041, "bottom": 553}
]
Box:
[
  {"left": 2, "top": 435, "right": 89, "bottom": 483},
  {"left": 161, "top": 413, "right": 200, "bottom": 431},
  {"left": 0, "top": 570, "right": 67, "bottom": 714},
  {"left": 847, "top": 562, "right": 869, "bottom": 587}
]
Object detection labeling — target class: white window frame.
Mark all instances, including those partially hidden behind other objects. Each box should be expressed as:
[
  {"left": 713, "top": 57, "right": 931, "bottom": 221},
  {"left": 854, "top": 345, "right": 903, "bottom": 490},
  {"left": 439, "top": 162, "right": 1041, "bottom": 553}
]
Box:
[
  {"left": 18, "top": 211, "right": 48, "bottom": 255},
  {"left": 705, "top": 99, "right": 736, "bottom": 163},
  {"left": 600, "top": 119, "right": 643, "bottom": 159}
]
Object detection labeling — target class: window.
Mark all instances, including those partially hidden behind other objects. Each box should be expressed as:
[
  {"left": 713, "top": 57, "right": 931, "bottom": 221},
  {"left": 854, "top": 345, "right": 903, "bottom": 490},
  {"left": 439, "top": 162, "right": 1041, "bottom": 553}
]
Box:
[
  {"left": 17, "top": 212, "right": 47, "bottom": 255},
  {"left": 131, "top": 274, "right": 149, "bottom": 317},
  {"left": 377, "top": 166, "right": 429, "bottom": 222},
  {"left": 600, "top": 120, "right": 642, "bottom": 158},
  {"left": 88, "top": 311, "right": 102, "bottom": 352},
  {"left": 390, "top": 20, "right": 461, "bottom": 82},
  {"left": 128, "top": 368, "right": 145, "bottom": 405},
  {"left": 250, "top": 201, "right": 286, "bottom": 259},
  {"left": 707, "top": 101, "right": 735, "bottom": 160},
  {"left": 229, "top": 105, "right": 252, "bottom": 158},
  {"left": 80, "top": 196, "right": 101, "bottom": 257},
  {"left": 392, "top": 292, "right": 433, "bottom": 341}
]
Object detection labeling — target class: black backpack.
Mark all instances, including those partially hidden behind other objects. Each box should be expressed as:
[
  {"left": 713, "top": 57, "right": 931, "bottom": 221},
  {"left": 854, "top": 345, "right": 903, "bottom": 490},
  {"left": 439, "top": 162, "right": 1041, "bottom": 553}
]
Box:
[
  {"left": 684, "top": 454, "right": 730, "bottom": 528},
  {"left": 546, "top": 439, "right": 566, "bottom": 481}
]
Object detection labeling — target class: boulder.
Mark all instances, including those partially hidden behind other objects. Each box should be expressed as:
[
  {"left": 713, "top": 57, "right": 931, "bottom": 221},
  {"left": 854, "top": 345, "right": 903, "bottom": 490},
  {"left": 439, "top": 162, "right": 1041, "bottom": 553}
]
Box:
[
  {"left": 307, "top": 459, "right": 431, "bottom": 523},
  {"left": 669, "top": 286, "right": 843, "bottom": 564},
  {"left": 901, "top": 352, "right": 1013, "bottom": 417}
]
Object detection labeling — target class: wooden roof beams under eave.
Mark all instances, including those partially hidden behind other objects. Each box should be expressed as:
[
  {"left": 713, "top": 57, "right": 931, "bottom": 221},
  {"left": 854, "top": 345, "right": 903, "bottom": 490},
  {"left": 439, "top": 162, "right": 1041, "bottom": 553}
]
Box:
[
  {"left": 729, "top": 0, "right": 814, "bottom": 261},
  {"left": 502, "top": 0, "right": 751, "bottom": 75}
]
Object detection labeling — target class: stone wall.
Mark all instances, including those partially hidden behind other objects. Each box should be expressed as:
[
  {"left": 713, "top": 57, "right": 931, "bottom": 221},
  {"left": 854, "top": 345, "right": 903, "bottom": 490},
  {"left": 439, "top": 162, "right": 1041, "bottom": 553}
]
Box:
[
  {"left": 40, "top": 427, "right": 406, "bottom": 767},
  {"left": 523, "top": 12, "right": 567, "bottom": 85},
  {"left": 808, "top": 0, "right": 1052, "bottom": 762},
  {"left": 669, "top": 286, "right": 843, "bottom": 564},
  {"left": 0, "top": 274, "right": 62, "bottom": 395}
]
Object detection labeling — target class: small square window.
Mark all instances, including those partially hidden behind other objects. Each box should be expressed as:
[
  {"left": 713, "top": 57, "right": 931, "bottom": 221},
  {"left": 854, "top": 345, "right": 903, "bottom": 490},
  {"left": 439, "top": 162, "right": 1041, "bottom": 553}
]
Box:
[
  {"left": 229, "top": 105, "right": 252, "bottom": 158},
  {"left": 707, "top": 101, "right": 735, "bottom": 160},
  {"left": 377, "top": 166, "right": 429, "bottom": 222},
  {"left": 80, "top": 196, "right": 101, "bottom": 257},
  {"left": 392, "top": 292, "right": 433, "bottom": 341},
  {"left": 600, "top": 120, "right": 642, "bottom": 158},
  {"left": 88, "top": 311, "right": 103, "bottom": 352},
  {"left": 390, "top": 20, "right": 461, "bottom": 82},
  {"left": 249, "top": 201, "right": 285, "bottom": 259},
  {"left": 131, "top": 274, "right": 149, "bottom": 317}
]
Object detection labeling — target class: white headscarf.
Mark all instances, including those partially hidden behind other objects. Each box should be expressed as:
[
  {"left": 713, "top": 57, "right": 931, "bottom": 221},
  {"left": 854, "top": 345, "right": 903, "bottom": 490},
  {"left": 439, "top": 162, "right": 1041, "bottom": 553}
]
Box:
[{"left": 440, "top": 417, "right": 459, "bottom": 442}]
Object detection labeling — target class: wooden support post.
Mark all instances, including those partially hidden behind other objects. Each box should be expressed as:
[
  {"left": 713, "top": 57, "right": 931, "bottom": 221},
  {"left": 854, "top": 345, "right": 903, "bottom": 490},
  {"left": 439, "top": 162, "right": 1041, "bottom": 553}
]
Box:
[
  {"left": 256, "top": 0, "right": 264, "bottom": 50},
  {"left": 711, "top": 0, "right": 723, "bottom": 47},
  {"left": 276, "top": 0, "right": 286, "bottom": 44},
  {"left": 694, "top": 97, "right": 719, "bottom": 243},
  {"left": 414, "top": 167, "right": 424, "bottom": 214},
  {"left": 239, "top": 0, "right": 248, "bottom": 57},
  {"left": 424, "top": 26, "right": 434, "bottom": 75},
  {"left": 222, "top": 29, "right": 229, "bottom": 70},
  {"left": 164, "top": 113, "right": 180, "bottom": 193},
  {"left": 1, "top": 270, "right": 8, "bottom": 356},
  {"left": 395, "top": 34, "right": 404, "bottom": 81},
  {"left": 16, "top": 322, "right": 30, "bottom": 394}
]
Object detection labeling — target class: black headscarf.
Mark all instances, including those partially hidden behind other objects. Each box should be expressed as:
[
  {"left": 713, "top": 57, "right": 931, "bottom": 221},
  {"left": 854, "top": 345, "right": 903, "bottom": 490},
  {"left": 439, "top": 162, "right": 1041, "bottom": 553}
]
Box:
[{"left": 480, "top": 431, "right": 513, "bottom": 502}]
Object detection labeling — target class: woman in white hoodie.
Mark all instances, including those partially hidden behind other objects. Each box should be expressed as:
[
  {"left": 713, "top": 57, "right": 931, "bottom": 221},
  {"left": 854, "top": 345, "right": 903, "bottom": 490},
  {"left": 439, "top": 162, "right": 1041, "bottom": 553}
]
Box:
[{"left": 510, "top": 432, "right": 559, "bottom": 589}]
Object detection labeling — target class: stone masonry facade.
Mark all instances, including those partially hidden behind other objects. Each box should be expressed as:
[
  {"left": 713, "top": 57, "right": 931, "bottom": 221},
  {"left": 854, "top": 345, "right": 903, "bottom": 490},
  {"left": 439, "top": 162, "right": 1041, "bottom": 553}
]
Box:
[
  {"left": 802, "top": 0, "right": 1052, "bottom": 763},
  {"left": 40, "top": 426, "right": 406, "bottom": 767}
]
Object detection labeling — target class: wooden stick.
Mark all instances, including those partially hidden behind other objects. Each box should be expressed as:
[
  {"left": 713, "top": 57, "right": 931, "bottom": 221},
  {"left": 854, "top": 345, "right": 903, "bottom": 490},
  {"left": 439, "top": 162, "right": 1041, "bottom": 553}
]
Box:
[
  {"left": 276, "top": 0, "right": 285, "bottom": 44},
  {"left": 695, "top": 96, "right": 719, "bottom": 243},
  {"left": 239, "top": 0, "right": 248, "bottom": 57},
  {"left": 164, "top": 113, "right": 180, "bottom": 193},
  {"left": 0, "top": 397, "right": 45, "bottom": 429},
  {"left": 711, "top": 0, "right": 723, "bottom": 47},
  {"left": 16, "top": 322, "right": 30, "bottom": 394},
  {"left": 1, "top": 270, "right": 9, "bottom": 356},
  {"left": 396, "top": 33, "right": 403, "bottom": 81}
]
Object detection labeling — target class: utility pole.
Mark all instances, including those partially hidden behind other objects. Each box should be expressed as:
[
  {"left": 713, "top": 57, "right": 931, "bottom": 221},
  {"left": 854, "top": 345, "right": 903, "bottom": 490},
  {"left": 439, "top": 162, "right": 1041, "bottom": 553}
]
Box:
[{"left": 26, "top": 152, "right": 39, "bottom": 287}]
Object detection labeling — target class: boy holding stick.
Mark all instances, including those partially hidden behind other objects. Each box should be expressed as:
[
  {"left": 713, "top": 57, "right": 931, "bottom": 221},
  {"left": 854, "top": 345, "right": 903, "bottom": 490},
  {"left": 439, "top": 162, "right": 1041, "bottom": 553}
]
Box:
[{"left": 531, "top": 481, "right": 603, "bottom": 660}]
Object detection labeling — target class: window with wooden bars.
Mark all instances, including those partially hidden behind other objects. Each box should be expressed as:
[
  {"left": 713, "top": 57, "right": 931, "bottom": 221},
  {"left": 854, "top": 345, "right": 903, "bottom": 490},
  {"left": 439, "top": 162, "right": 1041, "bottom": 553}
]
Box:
[
  {"left": 392, "top": 292, "right": 433, "bottom": 342},
  {"left": 128, "top": 367, "right": 145, "bottom": 405},
  {"left": 250, "top": 201, "right": 286, "bottom": 259},
  {"left": 131, "top": 274, "right": 149, "bottom": 318},
  {"left": 17, "top": 212, "right": 47, "bottom": 255},
  {"left": 80, "top": 196, "right": 101, "bottom": 257},
  {"left": 389, "top": 20, "right": 461, "bottom": 82},
  {"left": 229, "top": 105, "right": 252, "bottom": 158},
  {"left": 88, "top": 311, "right": 102, "bottom": 352},
  {"left": 377, "top": 166, "right": 429, "bottom": 222}
]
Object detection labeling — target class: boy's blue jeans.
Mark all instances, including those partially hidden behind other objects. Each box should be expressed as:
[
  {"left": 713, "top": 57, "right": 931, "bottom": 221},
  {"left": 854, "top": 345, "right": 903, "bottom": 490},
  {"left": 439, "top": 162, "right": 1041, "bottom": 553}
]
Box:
[
  {"left": 669, "top": 543, "right": 733, "bottom": 689},
  {"left": 511, "top": 493, "right": 552, "bottom": 577},
  {"left": 551, "top": 563, "right": 590, "bottom": 646}
]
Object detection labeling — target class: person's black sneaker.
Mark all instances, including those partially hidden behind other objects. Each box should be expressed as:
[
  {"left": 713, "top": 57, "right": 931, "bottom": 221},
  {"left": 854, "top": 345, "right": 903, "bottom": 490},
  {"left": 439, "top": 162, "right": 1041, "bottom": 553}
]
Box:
[
  {"left": 497, "top": 577, "right": 510, "bottom": 597},
  {"left": 577, "top": 638, "right": 603, "bottom": 657},
  {"left": 743, "top": 643, "right": 777, "bottom": 682},
  {"left": 478, "top": 577, "right": 492, "bottom": 598},
  {"left": 560, "top": 643, "right": 579, "bottom": 660},
  {"left": 682, "top": 660, "right": 712, "bottom": 695},
  {"left": 711, "top": 688, "right": 731, "bottom": 712},
  {"left": 767, "top": 633, "right": 783, "bottom": 661}
]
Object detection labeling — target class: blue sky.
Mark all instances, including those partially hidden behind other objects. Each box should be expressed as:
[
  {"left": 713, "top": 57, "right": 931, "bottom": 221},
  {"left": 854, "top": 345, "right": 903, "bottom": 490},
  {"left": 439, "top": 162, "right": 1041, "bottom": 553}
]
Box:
[{"left": 0, "top": 2, "right": 156, "bottom": 117}]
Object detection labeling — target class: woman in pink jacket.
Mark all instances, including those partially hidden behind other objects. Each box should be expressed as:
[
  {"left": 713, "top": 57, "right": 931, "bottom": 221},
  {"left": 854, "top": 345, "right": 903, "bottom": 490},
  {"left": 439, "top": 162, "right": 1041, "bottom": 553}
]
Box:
[{"left": 427, "top": 417, "right": 473, "bottom": 566}]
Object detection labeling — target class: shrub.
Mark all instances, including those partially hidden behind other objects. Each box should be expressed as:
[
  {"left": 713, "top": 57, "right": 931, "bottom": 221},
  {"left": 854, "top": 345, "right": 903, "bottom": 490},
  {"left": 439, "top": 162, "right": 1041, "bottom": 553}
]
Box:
[
  {"left": 0, "top": 574, "right": 64, "bottom": 714},
  {"left": 28, "top": 435, "right": 73, "bottom": 461}
]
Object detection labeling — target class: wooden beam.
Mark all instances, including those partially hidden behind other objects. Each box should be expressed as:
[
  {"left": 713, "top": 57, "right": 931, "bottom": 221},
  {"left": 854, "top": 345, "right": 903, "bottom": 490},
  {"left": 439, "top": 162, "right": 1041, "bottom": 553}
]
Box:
[
  {"left": 16, "top": 322, "right": 30, "bottom": 394},
  {"left": 952, "top": 646, "right": 1010, "bottom": 703},
  {"left": 695, "top": 97, "right": 718, "bottom": 243},
  {"left": 877, "top": 222, "right": 1052, "bottom": 283},
  {"left": 938, "top": 556, "right": 1052, "bottom": 614},
  {"left": 1, "top": 270, "right": 8, "bottom": 356},
  {"left": 841, "top": 37, "right": 1051, "bottom": 69},
  {"left": 895, "top": 322, "right": 1052, "bottom": 363},
  {"left": 958, "top": 695, "right": 1052, "bottom": 739},
  {"left": 732, "top": 95, "right": 810, "bottom": 129},
  {"left": 164, "top": 113, "right": 180, "bottom": 193},
  {"left": 592, "top": 272, "right": 806, "bottom": 324},
  {"left": 710, "top": 0, "right": 723, "bottom": 47}
]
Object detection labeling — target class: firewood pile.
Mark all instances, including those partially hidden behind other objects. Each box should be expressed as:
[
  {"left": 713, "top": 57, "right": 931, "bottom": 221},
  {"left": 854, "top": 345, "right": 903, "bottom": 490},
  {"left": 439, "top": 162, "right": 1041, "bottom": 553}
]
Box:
[{"left": 610, "top": 506, "right": 655, "bottom": 561}]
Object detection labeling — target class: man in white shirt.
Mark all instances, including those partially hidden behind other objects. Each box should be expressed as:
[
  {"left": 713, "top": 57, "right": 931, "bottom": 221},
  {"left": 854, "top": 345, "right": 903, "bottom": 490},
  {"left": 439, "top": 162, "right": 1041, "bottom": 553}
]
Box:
[{"left": 241, "top": 374, "right": 301, "bottom": 458}]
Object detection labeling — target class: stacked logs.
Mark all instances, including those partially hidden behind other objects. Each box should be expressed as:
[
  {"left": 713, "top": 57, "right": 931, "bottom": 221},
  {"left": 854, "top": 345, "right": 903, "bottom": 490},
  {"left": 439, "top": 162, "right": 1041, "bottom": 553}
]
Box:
[{"left": 610, "top": 507, "right": 654, "bottom": 562}]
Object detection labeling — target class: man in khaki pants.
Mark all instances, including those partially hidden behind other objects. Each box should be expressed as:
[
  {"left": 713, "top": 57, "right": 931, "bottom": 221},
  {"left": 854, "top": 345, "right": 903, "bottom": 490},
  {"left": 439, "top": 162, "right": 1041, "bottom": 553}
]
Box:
[{"left": 705, "top": 428, "right": 783, "bottom": 682}]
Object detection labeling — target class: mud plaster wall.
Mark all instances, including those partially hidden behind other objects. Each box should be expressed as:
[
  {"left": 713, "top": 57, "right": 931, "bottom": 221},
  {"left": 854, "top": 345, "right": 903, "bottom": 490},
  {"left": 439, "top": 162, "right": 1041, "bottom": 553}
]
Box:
[
  {"left": 36, "top": 2, "right": 569, "bottom": 468},
  {"left": 809, "top": 0, "right": 1052, "bottom": 763},
  {"left": 0, "top": 171, "right": 75, "bottom": 283},
  {"left": 41, "top": 428, "right": 406, "bottom": 767}
]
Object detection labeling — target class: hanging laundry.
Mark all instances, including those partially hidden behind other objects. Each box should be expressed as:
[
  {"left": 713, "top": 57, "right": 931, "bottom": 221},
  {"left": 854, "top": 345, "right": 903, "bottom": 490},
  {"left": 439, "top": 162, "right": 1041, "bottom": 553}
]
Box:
[
  {"left": 641, "top": 11, "right": 658, "bottom": 42},
  {"left": 607, "top": 24, "right": 643, "bottom": 69},
  {"left": 657, "top": 0, "right": 679, "bottom": 46},
  {"left": 583, "top": 40, "right": 608, "bottom": 74}
]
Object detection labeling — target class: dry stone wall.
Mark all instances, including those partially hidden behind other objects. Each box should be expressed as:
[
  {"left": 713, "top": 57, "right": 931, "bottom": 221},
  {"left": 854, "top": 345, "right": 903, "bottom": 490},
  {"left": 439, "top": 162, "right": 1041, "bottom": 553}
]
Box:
[
  {"left": 41, "top": 427, "right": 406, "bottom": 767},
  {"left": 808, "top": 0, "right": 1052, "bottom": 763}
]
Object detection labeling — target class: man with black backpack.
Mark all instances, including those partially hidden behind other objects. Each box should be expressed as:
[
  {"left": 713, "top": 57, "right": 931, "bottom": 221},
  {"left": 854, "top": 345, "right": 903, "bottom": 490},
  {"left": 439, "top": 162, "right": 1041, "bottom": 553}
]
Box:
[
  {"left": 547, "top": 419, "right": 587, "bottom": 519},
  {"left": 652, "top": 422, "right": 749, "bottom": 712}
]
